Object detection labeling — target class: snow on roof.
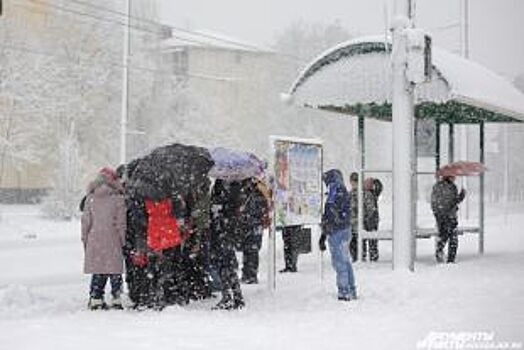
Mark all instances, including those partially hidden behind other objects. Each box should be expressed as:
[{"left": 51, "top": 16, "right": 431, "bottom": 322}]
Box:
[
  {"left": 433, "top": 49, "right": 524, "bottom": 121},
  {"left": 161, "top": 28, "right": 274, "bottom": 53},
  {"left": 286, "top": 36, "right": 524, "bottom": 123}
]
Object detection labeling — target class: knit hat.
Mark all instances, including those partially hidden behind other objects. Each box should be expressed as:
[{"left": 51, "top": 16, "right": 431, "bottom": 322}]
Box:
[{"left": 99, "top": 167, "right": 118, "bottom": 182}]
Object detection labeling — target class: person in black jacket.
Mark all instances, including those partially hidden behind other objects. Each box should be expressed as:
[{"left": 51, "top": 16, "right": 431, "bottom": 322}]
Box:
[
  {"left": 362, "top": 178, "right": 383, "bottom": 262},
  {"left": 182, "top": 179, "right": 213, "bottom": 301},
  {"left": 431, "top": 175, "right": 466, "bottom": 263},
  {"left": 349, "top": 173, "right": 383, "bottom": 262},
  {"left": 210, "top": 179, "right": 245, "bottom": 310},
  {"left": 238, "top": 178, "right": 269, "bottom": 284}
]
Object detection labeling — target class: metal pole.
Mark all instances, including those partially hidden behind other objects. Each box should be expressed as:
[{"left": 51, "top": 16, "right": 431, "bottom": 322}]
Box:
[
  {"left": 120, "top": 0, "right": 131, "bottom": 165},
  {"left": 503, "top": 124, "right": 509, "bottom": 223},
  {"left": 434, "top": 120, "right": 441, "bottom": 255},
  {"left": 435, "top": 121, "right": 441, "bottom": 172},
  {"left": 268, "top": 210, "right": 277, "bottom": 291},
  {"left": 391, "top": 0, "right": 415, "bottom": 271},
  {"left": 319, "top": 145, "right": 325, "bottom": 283},
  {"left": 267, "top": 139, "right": 277, "bottom": 291},
  {"left": 464, "top": 0, "right": 470, "bottom": 60},
  {"left": 412, "top": 118, "right": 418, "bottom": 263},
  {"left": 479, "top": 122, "right": 485, "bottom": 254},
  {"left": 353, "top": 118, "right": 359, "bottom": 174},
  {"left": 448, "top": 123, "right": 455, "bottom": 163},
  {"left": 461, "top": 0, "right": 471, "bottom": 219},
  {"left": 357, "top": 115, "right": 365, "bottom": 262}
]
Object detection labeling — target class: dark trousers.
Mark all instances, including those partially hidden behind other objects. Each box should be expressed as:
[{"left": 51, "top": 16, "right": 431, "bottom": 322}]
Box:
[
  {"left": 125, "top": 252, "right": 148, "bottom": 305},
  {"left": 349, "top": 230, "right": 379, "bottom": 262},
  {"left": 241, "top": 228, "right": 263, "bottom": 281},
  {"left": 216, "top": 245, "right": 242, "bottom": 301},
  {"left": 183, "top": 250, "right": 212, "bottom": 300},
  {"left": 89, "top": 274, "right": 123, "bottom": 299},
  {"left": 282, "top": 225, "right": 301, "bottom": 271},
  {"left": 134, "top": 247, "right": 187, "bottom": 308},
  {"left": 435, "top": 216, "right": 459, "bottom": 263}
]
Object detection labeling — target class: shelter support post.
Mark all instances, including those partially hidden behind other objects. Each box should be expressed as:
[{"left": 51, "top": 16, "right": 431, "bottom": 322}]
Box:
[
  {"left": 448, "top": 123, "right": 455, "bottom": 163},
  {"left": 434, "top": 121, "right": 441, "bottom": 257},
  {"left": 267, "top": 220, "right": 276, "bottom": 291},
  {"left": 479, "top": 122, "right": 485, "bottom": 254},
  {"left": 357, "top": 116, "right": 365, "bottom": 262},
  {"left": 435, "top": 121, "right": 441, "bottom": 172},
  {"left": 412, "top": 119, "right": 419, "bottom": 263},
  {"left": 391, "top": 1, "right": 415, "bottom": 271},
  {"left": 268, "top": 140, "right": 277, "bottom": 291}
]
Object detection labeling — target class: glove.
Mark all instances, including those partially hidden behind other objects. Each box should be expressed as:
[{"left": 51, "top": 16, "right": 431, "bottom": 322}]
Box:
[
  {"left": 131, "top": 251, "right": 149, "bottom": 267},
  {"left": 319, "top": 234, "right": 327, "bottom": 252}
]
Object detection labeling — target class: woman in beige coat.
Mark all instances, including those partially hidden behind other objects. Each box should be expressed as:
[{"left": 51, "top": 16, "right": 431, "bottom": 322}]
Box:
[{"left": 81, "top": 168, "right": 126, "bottom": 310}]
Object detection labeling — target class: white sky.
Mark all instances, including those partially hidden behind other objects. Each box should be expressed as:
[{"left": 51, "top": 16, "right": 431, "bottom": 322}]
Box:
[{"left": 157, "top": 0, "right": 524, "bottom": 79}]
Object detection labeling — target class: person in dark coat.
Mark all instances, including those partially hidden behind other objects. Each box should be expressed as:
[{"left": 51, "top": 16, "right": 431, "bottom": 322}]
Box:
[
  {"left": 123, "top": 189, "right": 150, "bottom": 307},
  {"left": 348, "top": 172, "right": 359, "bottom": 262},
  {"left": 318, "top": 169, "right": 357, "bottom": 301},
  {"left": 81, "top": 168, "right": 126, "bottom": 310},
  {"left": 279, "top": 225, "right": 302, "bottom": 273},
  {"left": 431, "top": 175, "right": 466, "bottom": 263},
  {"left": 130, "top": 193, "right": 189, "bottom": 310},
  {"left": 181, "top": 179, "right": 214, "bottom": 300},
  {"left": 238, "top": 178, "right": 269, "bottom": 284},
  {"left": 362, "top": 177, "right": 383, "bottom": 261},
  {"left": 349, "top": 173, "right": 383, "bottom": 262},
  {"left": 209, "top": 179, "right": 245, "bottom": 310}
]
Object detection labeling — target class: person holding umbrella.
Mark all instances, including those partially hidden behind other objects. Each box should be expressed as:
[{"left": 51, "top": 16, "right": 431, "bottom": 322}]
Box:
[{"left": 431, "top": 174, "right": 466, "bottom": 264}]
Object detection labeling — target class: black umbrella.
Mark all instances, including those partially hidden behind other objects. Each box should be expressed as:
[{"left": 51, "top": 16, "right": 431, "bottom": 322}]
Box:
[{"left": 128, "top": 143, "right": 214, "bottom": 201}]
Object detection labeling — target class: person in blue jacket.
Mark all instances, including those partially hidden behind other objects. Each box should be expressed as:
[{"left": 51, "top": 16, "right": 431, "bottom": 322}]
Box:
[{"left": 319, "top": 169, "right": 357, "bottom": 301}]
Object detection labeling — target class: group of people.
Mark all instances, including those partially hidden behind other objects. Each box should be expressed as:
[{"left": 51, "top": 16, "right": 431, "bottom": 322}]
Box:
[
  {"left": 80, "top": 163, "right": 466, "bottom": 311},
  {"left": 80, "top": 167, "right": 270, "bottom": 311},
  {"left": 315, "top": 169, "right": 466, "bottom": 302},
  {"left": 281, "top": 171, "right": 384, "bottom": 276}
]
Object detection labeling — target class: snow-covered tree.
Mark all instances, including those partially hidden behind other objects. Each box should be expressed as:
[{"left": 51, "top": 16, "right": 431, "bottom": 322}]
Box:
[
  {"left": 42, "top": 121, "right": 83, "bottom": 220},
  {"left": 0, "top": 0, "right": 169, "bottom": 216}
]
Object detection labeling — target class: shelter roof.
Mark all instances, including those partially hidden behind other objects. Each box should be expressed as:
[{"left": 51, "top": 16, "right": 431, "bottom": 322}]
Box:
[{"left": 286, "top": 36, "right": 524, "bottom": 123}]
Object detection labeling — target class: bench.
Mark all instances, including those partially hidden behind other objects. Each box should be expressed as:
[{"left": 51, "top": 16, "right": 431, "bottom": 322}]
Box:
[{"left": 359, "top": 226, "right": 481, "bottom": 241}]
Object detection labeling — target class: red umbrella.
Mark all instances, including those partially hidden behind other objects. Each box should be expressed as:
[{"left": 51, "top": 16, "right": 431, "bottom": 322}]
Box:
[{"left": 437, "top": 161, "right": 487, "bottom": 177}]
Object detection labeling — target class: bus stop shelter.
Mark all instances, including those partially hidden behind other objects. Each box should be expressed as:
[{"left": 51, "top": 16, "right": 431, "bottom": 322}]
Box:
[{"left": 283, "top": 36, "right": 524, "bottom": 264}]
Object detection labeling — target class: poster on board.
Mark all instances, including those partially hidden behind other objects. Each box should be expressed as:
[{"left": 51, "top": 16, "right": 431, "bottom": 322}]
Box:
[{"left": 272, "top": 137, "right": 323, "bottom": 227}]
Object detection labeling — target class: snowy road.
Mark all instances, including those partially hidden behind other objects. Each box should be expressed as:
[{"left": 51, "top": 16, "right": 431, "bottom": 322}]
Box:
[{"left": 0, "top": 204, "right": 523, "bottom": 350}]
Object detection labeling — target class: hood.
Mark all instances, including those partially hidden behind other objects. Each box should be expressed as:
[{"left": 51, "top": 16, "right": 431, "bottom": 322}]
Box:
[
  {"left": 92, "top": 182, "right": 122, "bottom": 198},
  {"left": 87, "top": 174, "right": 124, "bottom": 195},
  {"left": 323, "top": 169, "right": 344, "bottom": 187}
]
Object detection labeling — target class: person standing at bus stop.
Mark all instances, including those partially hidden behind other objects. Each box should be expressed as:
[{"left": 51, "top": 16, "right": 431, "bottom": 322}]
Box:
[
  {"left": 318, "top": 169, "right": 357, "bottom": 301},
  {"left": 431, "top": 175, "right": 466, "bottom": 264}
]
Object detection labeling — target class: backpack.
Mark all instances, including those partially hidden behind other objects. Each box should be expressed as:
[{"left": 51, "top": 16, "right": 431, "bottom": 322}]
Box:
[{"left": 145, "top": 198, "right": 183, "bottom": 252}]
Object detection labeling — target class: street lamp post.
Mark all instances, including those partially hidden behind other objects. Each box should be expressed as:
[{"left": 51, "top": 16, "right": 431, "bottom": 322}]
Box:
[{"left": 120, "top": 0, "right": 131, "bottom": 166}]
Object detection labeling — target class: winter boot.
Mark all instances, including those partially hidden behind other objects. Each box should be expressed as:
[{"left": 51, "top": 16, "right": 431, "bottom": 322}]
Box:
[
  {"left": 233, "top": 292, "right": 245, "bottom": 309},
  {"left": 88, "top": 297, "right": 107, "bottom": 310},
  {"left": 110, "top": 296, "right": 124, "bottom": 310},
  {"left": 241, "top": 275, "right": 258, "bottom": 284},
  {"left": 435, "top": 250, "right": 445, "bottom": 263},
  {"left": 278, "top": 267, "right": 297, "bottom": 273},
  {"left": 212, "top": 294, "right": 235, "bottom": 310}
]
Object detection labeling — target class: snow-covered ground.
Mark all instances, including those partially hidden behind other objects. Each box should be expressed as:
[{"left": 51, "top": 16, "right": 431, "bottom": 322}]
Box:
[{"left": 0, "top": 203, "right": 523, "bottom": 350}]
